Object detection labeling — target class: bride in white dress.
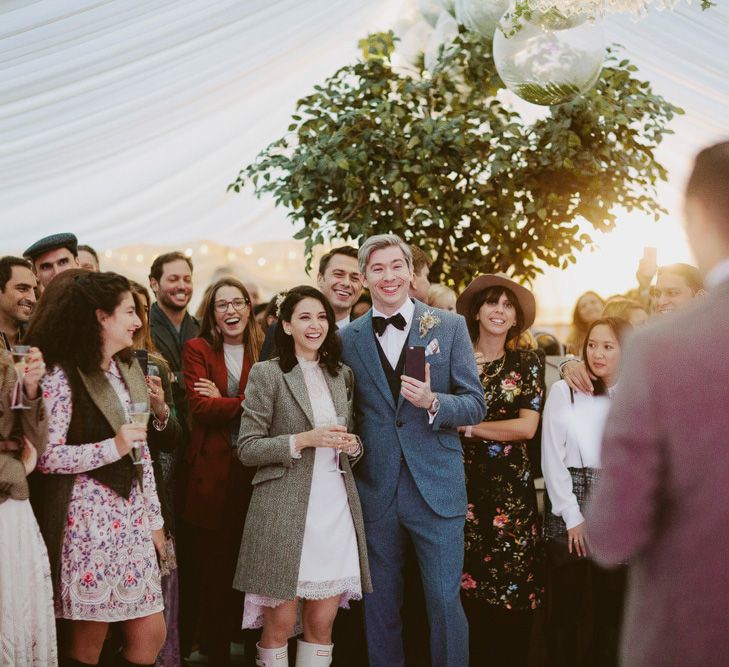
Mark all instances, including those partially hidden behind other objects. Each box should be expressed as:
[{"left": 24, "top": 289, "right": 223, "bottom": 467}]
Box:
[{"left": 233, "top": 286, "right": 371, "bottom": 667}]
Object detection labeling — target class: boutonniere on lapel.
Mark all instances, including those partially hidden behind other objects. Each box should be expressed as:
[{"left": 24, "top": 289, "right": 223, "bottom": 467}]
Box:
[{"left": 418, "top": 309, "right": 441, "bottom": 339}]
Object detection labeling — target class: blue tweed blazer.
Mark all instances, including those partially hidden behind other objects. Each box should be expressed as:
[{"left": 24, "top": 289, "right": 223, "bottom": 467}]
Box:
[{"left": 340, "top": 299, "right": 486, "bottom": 521}]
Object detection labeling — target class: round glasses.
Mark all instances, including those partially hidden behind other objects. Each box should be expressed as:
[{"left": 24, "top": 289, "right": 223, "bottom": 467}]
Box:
[{"left": 214, "top": 298, "right": 249, "bottom": 313}]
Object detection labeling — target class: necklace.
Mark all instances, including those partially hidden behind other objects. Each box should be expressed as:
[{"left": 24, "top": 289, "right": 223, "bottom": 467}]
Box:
[{"left": 478, "top": 353, "right": 506, "bottom": 380}]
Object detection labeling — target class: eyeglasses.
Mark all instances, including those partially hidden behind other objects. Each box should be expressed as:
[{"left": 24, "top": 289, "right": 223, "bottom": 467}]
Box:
[{"left": 214, "top": 298, "right": 249, "bottom": 313}]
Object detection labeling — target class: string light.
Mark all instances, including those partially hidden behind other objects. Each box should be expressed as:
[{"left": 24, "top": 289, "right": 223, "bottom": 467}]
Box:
[
  {"left": 136, "top": 253, "right": 144, "bottom": 263},
  {"left": 184, "top": 248, "right": 193, "bottom": 257},
  {"left": 104, "top": 249, "right": 113, "bottom": 259},
  {"left": 257, "top": 257, "right": 266, "bottom": 266},
  {"left": 200, "top": 244, "right": 209, "bottom": 255},
  {"left": 244, "top": 246, "right": 253, "bottom": 256},
  {"left": 227, "top": 251, "right": 238, "bottom": 261},
  {"left": 120, "top": 253, "right": 128, "bottom": 262}
]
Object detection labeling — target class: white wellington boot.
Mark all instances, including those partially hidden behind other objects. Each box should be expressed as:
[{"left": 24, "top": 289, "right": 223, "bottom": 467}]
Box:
[
  {"left": 294, "top": 639, "right": 333, "bottom": 666},
  {"left": 255, "top": 642, "right": 289, "bottom": 667}
]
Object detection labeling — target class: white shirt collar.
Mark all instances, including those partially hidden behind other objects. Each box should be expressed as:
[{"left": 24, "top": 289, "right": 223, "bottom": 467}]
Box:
[
  {"left": 705, "top": 257, "right": 729, "bottom": 289},
  {"left": 371, "top": 298, "right": 415, "bottom": 326},
  {"left": 336, "top": 314, "right": 351, "bottom": 329}
]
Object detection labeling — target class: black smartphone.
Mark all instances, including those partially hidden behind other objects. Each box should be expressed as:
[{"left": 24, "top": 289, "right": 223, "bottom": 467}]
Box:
[
  {"left": 404, "top": 345, "right": 426, "bottom": 382},
  {"left": 133, "top": 348, "right": 149, "bottom": 375}
]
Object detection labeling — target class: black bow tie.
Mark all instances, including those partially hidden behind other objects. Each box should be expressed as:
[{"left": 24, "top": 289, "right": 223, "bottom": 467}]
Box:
[{"left": 372, "top": 313, "right": 407, "bottom": 336}]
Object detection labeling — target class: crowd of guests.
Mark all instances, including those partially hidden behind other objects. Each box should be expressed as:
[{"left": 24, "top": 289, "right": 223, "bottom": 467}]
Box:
[{"left": 1, "top": 140, "right": 728, "bottom": 667}]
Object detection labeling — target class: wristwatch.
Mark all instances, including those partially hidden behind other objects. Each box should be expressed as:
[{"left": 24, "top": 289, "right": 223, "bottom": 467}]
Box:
[{"left": 428, "top": 395, "right": 440, "bottom": 413}]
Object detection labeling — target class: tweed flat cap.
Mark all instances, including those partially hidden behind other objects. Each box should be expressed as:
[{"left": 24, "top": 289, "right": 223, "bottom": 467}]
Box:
[{"left": 23, "top": 233, "right": 78, "bottom": 261}]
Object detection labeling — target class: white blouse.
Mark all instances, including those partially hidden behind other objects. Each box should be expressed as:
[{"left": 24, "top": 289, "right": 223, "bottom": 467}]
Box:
[{"left": 541, "top": 380, "right": 612, "bottom": 530}]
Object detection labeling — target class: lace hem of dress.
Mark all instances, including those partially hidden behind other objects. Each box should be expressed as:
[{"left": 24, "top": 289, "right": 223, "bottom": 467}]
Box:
[{"left": 242, "top": 576, "right": 362, "bottom": 630}]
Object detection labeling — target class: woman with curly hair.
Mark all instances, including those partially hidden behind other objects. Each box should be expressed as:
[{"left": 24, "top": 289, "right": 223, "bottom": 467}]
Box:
[
  {"left": 27, "top": 270, "right": 169, "bottom": 667},
  {"left": 456, "top": 274, "right": 546, "bottom": 667},
  {"left": 233, "top": 285, "right": 371, "bottom": 667},
  {"left": 181, "top": 277, "right": 263, "bottom": 665}
]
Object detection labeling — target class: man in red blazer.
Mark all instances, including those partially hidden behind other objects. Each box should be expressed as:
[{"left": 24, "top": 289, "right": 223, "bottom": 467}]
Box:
[{"left": 588, "top": 141, "right": 729, "bottom": 665}]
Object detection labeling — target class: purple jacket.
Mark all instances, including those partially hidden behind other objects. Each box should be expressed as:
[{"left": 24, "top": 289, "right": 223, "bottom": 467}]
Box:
[{"left": 588, "top": 280, "right": 729, "bottom": 666}]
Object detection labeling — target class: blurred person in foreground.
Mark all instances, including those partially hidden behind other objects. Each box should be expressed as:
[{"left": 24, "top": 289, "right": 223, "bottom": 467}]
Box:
[{"left": 587, "top": 141, "right": 729, "bottom": 665}]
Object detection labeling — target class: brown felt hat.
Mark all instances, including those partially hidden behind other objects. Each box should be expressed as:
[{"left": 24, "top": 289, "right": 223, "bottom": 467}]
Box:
[{"left": 456, "top": 274, "right": 536, "bottom": 334}]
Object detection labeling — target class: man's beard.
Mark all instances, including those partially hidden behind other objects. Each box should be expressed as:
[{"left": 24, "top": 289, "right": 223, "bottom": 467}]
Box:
[{"left": 159, "top": 291, "right": 189, "bottom": 313}]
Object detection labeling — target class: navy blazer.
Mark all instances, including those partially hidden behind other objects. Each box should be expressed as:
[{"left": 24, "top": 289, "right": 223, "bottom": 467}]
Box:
[{"left": 340, "top": 299, "right": 486, "bottom": 521}]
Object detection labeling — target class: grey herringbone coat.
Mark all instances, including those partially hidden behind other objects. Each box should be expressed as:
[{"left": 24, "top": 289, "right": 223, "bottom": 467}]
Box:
[{"left": 232, "top": 359, "right": 371, "bottom": 601}]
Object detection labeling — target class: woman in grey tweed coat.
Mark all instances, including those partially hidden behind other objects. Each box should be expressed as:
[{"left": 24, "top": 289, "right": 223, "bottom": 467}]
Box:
[{"left": 233, "top": 286, "right": 371, "bottom": 667}]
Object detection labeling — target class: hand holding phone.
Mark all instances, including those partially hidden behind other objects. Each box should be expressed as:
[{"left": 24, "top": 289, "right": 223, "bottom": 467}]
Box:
[{"left": 404, "top": 346, "right": 426, "bottom": 382}]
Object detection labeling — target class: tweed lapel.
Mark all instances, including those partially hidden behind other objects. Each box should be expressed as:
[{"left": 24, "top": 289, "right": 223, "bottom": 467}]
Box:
[
  {"left": 77, "top": 357, "right": 149, "bottom": 432},
  {"left": 352, "top": 311, "right": 396, "bottom": 409},
  {"left": 283, "top": 364, "right": 315, "bottom": 427},
  {"left": 323, "top": 368, "right": 348, "bottom": 421}
]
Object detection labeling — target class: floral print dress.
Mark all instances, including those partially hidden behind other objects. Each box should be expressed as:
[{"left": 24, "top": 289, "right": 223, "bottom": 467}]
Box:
[
  {"left": 37, "top": 364, "right": 164, "bottom": 622},
  {"left": 461, "top": 349, "right": 545, "bottom": 611}
]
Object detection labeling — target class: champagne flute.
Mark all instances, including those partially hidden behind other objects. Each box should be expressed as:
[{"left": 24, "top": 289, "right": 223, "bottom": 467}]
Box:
[
  {"left": 329, "top": 415, "right": 349, "bottom": 474},
  {"left": 10, "top": 345, "right": 31, "bottom": 410},
  {"left": 127, "top": 401, "right": 150, "bottom": 466}
]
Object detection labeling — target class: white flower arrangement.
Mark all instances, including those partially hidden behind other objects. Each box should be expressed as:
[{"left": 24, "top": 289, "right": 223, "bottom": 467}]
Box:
[{"left": 418, "top": 309, "right": 441, "bottom": 339}]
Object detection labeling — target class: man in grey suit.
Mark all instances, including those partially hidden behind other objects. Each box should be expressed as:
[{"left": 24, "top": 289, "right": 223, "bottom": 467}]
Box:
[
  {"left": 339, "top": 234, "right": 486, "bottom": 667},
  {"left": 588, "top": 141, "right": 729, "bottom": 665}
]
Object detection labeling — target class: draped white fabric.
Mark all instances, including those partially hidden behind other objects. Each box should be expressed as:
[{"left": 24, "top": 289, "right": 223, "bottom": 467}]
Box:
[
  {"left": 0, "top": 0, "right": 727, "bottom": 318},
  {"left": 0, "top": 0, "right": 405, "bottom": 250}
]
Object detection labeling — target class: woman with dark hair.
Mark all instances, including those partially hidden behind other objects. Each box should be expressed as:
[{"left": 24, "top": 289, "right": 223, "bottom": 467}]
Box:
[
  {"left": 181, "top": 277, "right": 263, "bottom": 665},
  {"left": 233, "top": 285, "right": 371, "bottom": 667},
  {"left": 0, "top": 346, "right": 56, "bottom": 665},
  {"left": 565, "top": 291, "right": 605, "bottom": 355},
  {"left": 129, "top": 281, "right": 184, "bottom": 667},
  {"left": 455, "top": 274, "right": 545, "bottom": 667},
  {"left": 541, "top": 316, "right": 631, "bottom": 667},
  {"left": 27, "top": 270, "right": 168, "bottom": 667}
]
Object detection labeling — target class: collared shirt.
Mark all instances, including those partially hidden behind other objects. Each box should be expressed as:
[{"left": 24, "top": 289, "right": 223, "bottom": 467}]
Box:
[
  {"left": 705, "top": 257, "right": 729, "bottom": 289},
  {"left": 371, "top": 298, "right": 415, "bottom": 369},
  {"left": 542, "top": 380, "right": 614, "bottom": 529},
  {"left": 336, "top": 314, "right": 351, "bottom": 331}
]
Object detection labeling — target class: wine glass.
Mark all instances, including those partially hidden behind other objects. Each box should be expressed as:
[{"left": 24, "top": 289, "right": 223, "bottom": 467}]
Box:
[
  {"left": 127, "top": 401, "right": 150, "bottom": 466},
  {"left": 10, "top": 345, "right": 31, "bottom": 410}
]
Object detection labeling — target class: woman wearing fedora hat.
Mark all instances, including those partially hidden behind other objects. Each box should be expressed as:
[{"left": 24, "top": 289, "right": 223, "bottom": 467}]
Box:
[{"left": 456, "top": 274, "right": 545, "bottom": 667}]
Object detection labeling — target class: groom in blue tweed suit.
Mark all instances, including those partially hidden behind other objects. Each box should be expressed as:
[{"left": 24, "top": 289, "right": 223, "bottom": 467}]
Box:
[{"left": 340, "top": 234, "right": 486, "bottom": 667}]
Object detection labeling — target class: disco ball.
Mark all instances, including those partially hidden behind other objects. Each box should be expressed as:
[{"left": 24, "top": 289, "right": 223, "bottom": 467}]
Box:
[
  {"left": 455, "top": 0, "right": 510, "bottom": 39},
  {"left": 493, "top": 9, "right": 606, "bottom": 105}
]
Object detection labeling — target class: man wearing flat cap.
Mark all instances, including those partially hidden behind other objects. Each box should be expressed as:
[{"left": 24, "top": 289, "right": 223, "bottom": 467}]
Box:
[{"left": 23, "top": 233, "right": 80, "bottom": 291}]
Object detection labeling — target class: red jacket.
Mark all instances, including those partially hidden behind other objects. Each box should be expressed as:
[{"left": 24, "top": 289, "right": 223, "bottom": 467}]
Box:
[{"left": 181, "top": 337, "right": 253, "bottom": 529}]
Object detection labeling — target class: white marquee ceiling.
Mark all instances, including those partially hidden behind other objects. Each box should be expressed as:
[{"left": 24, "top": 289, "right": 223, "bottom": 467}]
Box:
[{"left": 0, "top": 0, "right": 727, "bottom": 319}]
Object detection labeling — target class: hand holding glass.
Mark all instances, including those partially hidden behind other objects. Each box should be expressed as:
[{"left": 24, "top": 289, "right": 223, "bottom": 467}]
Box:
[{"left": 127, "top": 402, "right": 150, "bottom": 465}]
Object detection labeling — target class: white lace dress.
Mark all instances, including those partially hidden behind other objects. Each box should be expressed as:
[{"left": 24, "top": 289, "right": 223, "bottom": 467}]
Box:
[
  {"left": 0, "top": 498, "right": 58, "bottom": 666},
  {"left": 243, "top": 359, "right": 361, "bottom": 629}
]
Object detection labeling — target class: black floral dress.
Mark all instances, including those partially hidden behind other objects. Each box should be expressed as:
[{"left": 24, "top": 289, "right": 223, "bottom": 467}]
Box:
[{"left": 461, "top": 349, "right": 545, "bottom": 611}]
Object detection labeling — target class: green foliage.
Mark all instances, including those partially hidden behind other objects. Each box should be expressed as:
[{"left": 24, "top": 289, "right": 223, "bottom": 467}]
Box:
[{"left": 230, "top": 30, "right": 682, "bottom": 287}]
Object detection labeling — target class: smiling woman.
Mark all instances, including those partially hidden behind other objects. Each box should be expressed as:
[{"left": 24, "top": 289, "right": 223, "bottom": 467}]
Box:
[{"left": 181, "top": 277, "right": 264, "bottom": 664}]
